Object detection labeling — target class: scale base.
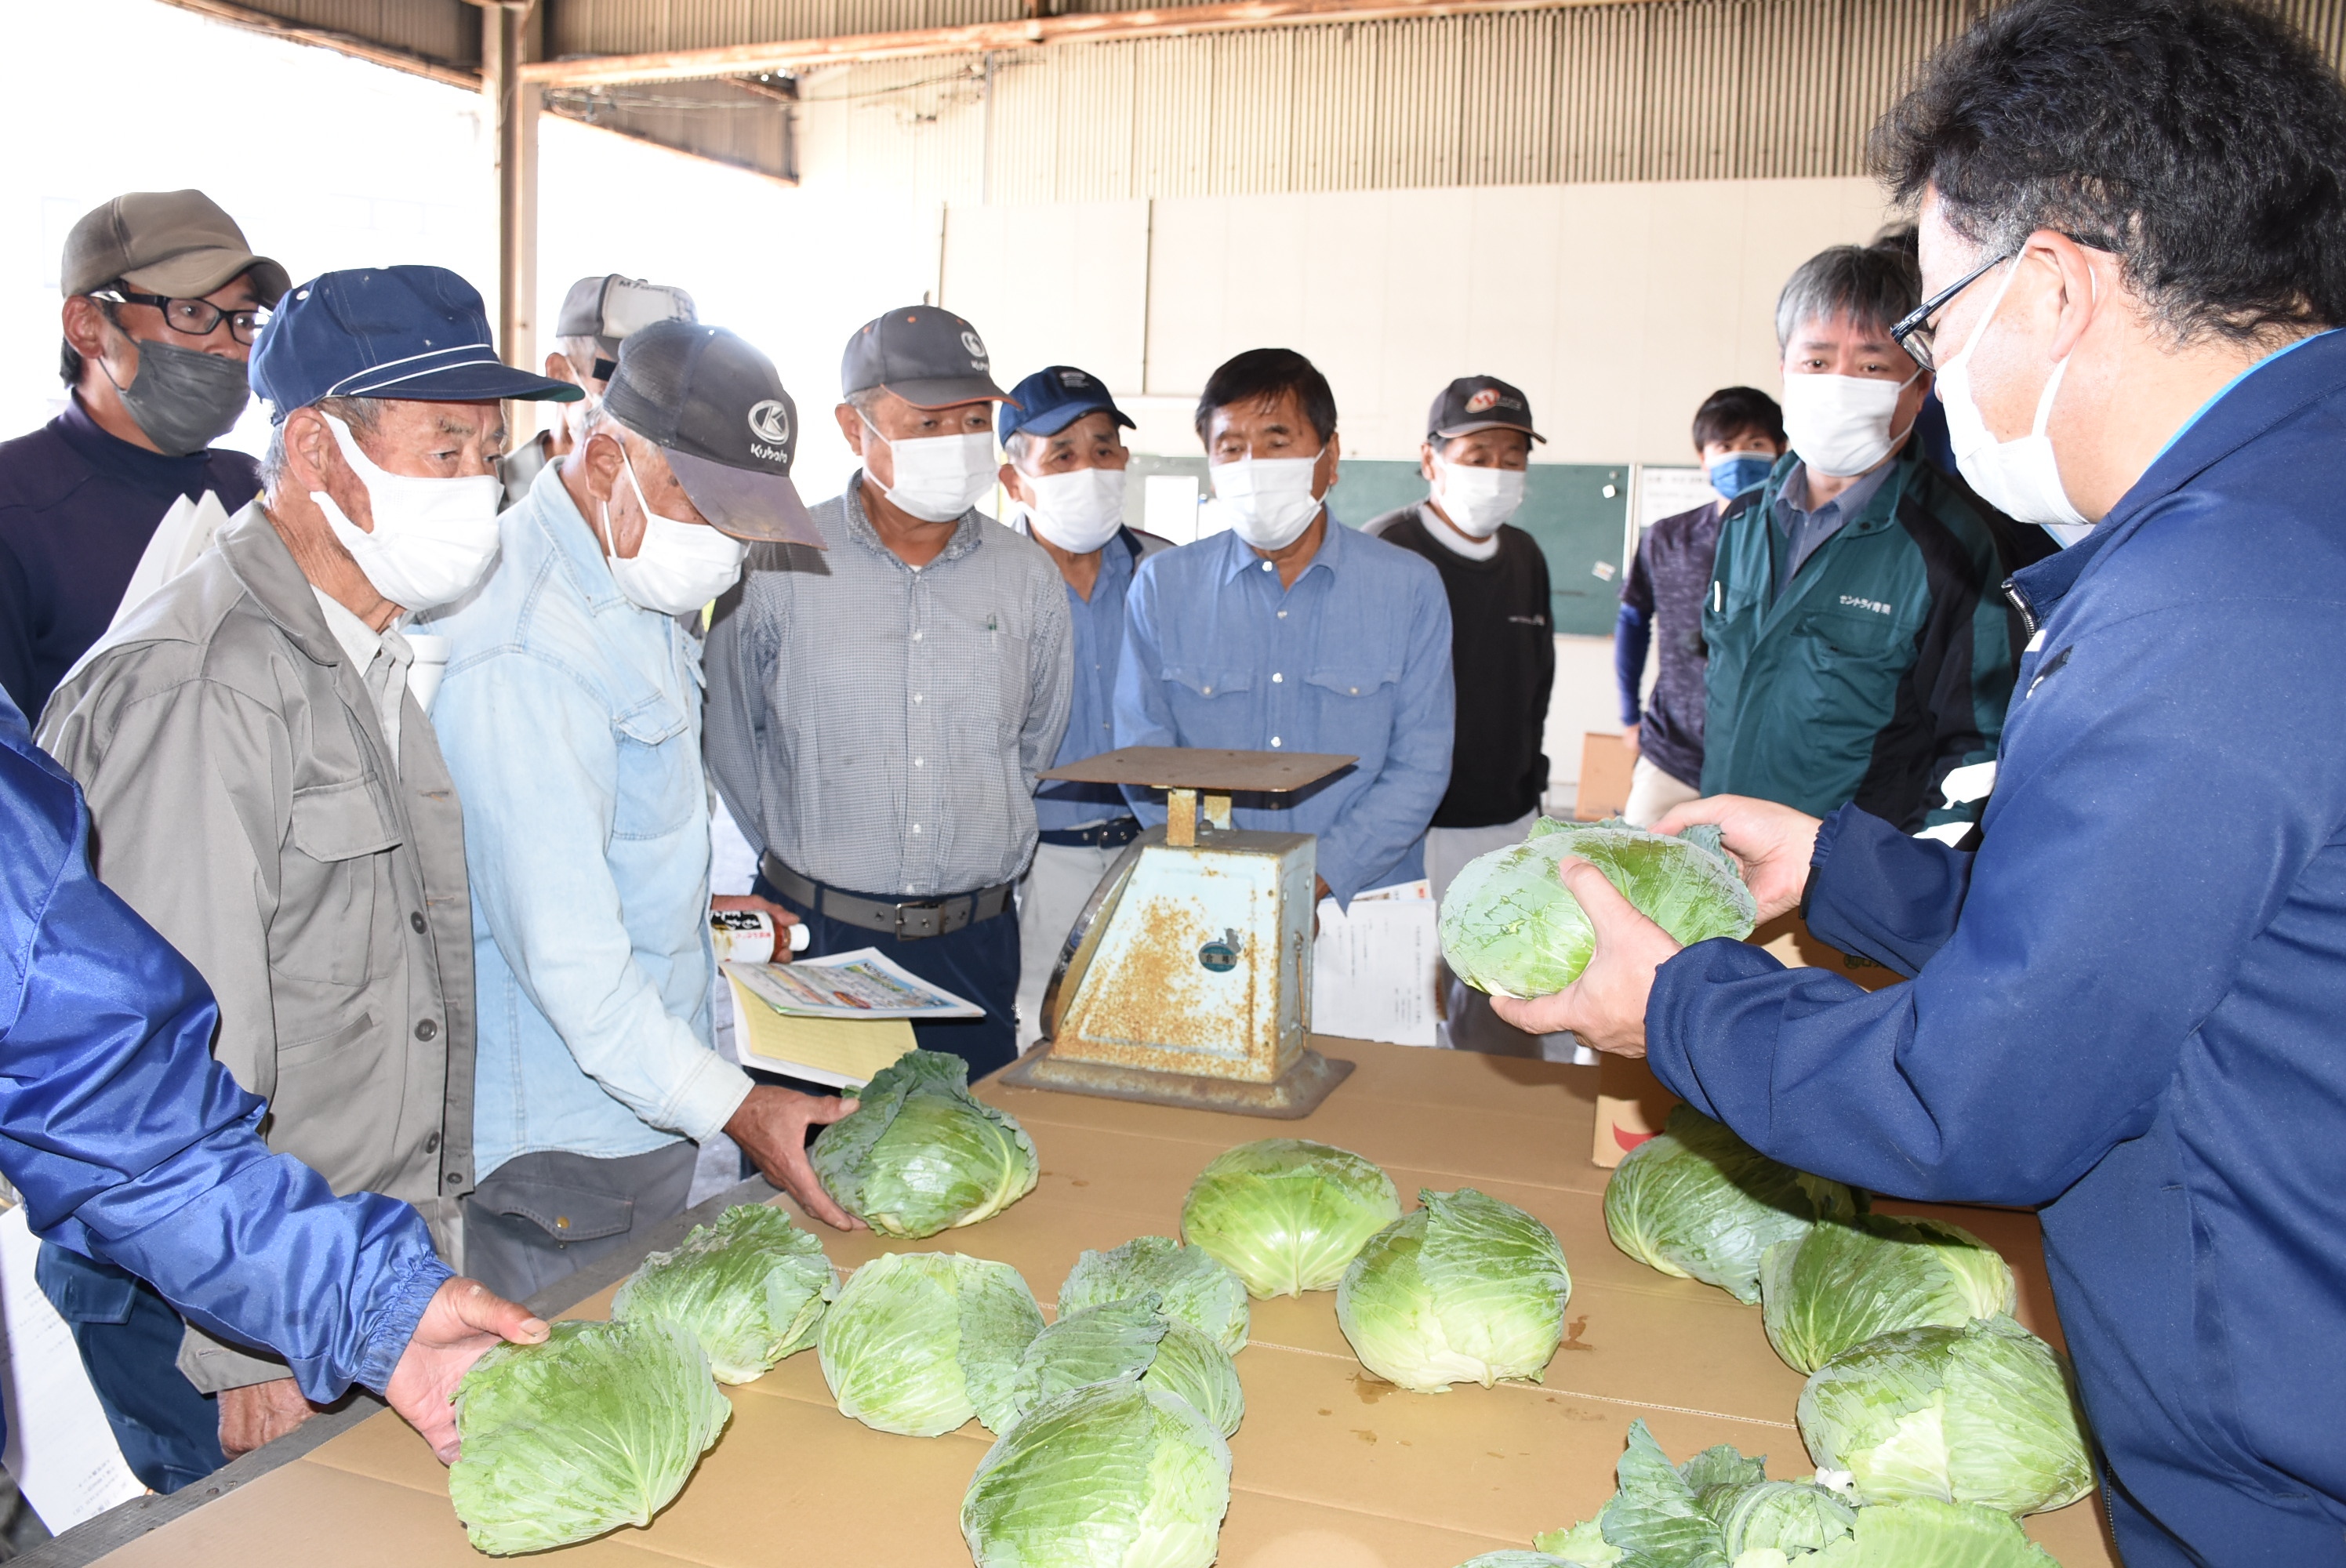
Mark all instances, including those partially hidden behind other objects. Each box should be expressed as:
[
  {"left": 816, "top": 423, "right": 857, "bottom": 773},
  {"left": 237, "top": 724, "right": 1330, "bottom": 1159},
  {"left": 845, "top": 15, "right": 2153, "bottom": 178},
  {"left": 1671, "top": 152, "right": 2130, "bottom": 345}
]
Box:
[{"left": 1001, "top": 1045, "right": 1354, "bottom": 1120}]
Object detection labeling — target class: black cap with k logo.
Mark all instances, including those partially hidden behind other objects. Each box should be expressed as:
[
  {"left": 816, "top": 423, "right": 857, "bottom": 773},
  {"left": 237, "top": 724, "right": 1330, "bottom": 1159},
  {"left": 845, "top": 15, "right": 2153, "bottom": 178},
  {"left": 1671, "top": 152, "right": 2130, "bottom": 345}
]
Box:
[{"left": 603, "top": 320, "right": 823, "bottom": 546}]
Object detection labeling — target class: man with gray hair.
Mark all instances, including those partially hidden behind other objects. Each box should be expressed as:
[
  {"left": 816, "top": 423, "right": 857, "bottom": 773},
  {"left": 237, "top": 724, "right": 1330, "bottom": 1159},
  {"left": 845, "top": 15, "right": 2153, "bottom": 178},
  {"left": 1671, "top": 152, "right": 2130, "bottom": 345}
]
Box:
[
  {"left": 1696, "top": 234, "right": 2021, "bottom": 836},
  {"left": 499, "top": 274, "right": 696, "bottom": 504},
  {"left": 41, "top": 265, "right": 579, "bottom": 1460}
]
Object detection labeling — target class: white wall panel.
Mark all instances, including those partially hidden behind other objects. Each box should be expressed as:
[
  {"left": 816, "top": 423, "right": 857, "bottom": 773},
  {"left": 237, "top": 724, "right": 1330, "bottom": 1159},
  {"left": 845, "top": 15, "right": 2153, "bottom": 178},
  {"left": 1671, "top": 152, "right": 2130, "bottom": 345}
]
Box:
[{"left": 939, "top": 201, "right": 1151, "bottom": 391}]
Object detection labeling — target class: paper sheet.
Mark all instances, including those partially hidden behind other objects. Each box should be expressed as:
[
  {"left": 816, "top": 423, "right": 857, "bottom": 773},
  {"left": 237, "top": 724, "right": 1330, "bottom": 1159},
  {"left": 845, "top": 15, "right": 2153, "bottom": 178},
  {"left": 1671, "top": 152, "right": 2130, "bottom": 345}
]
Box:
[
  {"left": 1312, "top": 887, "right": 1440, "bottom": 1047},
  {"left": 0, "top": 1210, "right": 147, "bottom": 1530},
  {"left": 726, "top": 976, "right": 917, "bottom": 1090}
]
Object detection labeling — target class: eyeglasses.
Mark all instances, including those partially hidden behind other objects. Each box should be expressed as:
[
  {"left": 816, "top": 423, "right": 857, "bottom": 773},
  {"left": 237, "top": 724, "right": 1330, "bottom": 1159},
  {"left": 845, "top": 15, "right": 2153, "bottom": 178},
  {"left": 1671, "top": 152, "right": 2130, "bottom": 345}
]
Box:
[
  {"left": 93, "top": 289, "right": 271, "bottom": 346},
  {"left": 1890, "top": 251, "right": 2013, "bottom": 371}
]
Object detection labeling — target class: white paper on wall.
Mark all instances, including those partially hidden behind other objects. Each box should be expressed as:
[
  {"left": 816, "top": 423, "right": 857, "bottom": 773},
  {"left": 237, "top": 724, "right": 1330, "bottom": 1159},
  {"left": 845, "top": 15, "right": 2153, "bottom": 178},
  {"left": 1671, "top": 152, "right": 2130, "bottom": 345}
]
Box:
[{"left": 0, "top": 1207, "right": 147, "bottom": 1530}]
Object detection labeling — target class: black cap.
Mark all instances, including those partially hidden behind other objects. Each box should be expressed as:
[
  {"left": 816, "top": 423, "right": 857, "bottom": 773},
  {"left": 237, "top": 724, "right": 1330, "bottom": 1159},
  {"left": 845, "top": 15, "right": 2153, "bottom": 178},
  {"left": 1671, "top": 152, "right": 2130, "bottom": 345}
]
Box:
[
  {"left": 1427, "top": 375, "right": 1546, "bottom": 444},
  {"left": 557, "top": 274, "right": 696, "bottom": 378},
  {"left": 602, "top": 321, "right": 822, "bottom": 546},
  {"left": 841, "top": 305, "right": 1008, "bottom": 408}
]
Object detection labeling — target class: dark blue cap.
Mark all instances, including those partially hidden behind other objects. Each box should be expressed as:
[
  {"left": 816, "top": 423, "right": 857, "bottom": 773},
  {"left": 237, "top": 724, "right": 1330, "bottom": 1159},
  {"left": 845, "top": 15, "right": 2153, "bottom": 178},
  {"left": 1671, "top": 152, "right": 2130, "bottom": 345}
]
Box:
[
  {"left": 997, "top": 365, "right": 1134, "bottom": 445},
  {"left": 249, "top": 265, "right": 581, "bottom": 420}
]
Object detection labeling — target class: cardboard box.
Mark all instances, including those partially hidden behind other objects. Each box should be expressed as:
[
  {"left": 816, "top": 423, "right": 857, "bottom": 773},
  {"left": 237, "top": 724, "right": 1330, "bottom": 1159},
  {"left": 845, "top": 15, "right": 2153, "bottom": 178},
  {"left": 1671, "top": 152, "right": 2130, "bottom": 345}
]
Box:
[{"left": 1574, "top": 731, "right": 1635, "bottom": 820}]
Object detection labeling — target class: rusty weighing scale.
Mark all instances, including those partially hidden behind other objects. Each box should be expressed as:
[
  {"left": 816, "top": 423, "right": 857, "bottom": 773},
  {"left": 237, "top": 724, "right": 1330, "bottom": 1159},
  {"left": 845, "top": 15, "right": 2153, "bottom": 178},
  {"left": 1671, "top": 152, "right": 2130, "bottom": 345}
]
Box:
[{"left": 1002, "top": 746, "right": 1357, "bottom": 1117}]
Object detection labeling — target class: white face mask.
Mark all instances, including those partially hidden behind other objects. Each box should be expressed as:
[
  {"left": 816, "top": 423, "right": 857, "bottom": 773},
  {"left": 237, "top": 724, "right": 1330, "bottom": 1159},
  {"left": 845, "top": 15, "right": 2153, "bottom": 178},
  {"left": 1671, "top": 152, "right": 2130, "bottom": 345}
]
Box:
[
  {"left": 1432, "top": 459, "right": 1526, "bottom": 539},
  {"left": 598, "top": 445, "right": 746, "bottom": 616},
  {"left": 1935, "top": 260, "right": 2093, "bottom": 540},
  {"left": 1022, "top": 465, "right": 1125, "bottom": 554},
  {"left": 311, "top": 414, "right": 504, "bottom": 612},
  {"left": 865, "top": 417, "right": 995, "bottom": 523},
  {"left": 1212, "top": 452, "right": 1324, "bottom": 550},
  {"left": 1779, "top": 367, "right": 1923, "bottom": 478}
]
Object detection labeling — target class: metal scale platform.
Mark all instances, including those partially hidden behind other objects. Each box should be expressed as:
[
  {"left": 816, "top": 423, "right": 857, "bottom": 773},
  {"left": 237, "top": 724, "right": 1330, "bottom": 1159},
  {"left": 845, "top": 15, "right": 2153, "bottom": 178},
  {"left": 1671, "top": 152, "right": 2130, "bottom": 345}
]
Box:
[{"left": 1002, "top": 746, "right": 1357, "bottom": 1117}]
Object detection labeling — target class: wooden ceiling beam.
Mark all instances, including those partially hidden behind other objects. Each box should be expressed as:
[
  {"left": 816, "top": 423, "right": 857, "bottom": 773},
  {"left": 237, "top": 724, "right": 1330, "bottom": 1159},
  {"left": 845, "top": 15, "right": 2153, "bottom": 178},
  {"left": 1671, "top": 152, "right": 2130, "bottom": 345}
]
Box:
[{"left": 521, "top": 0, "right": 1645, "bottom": 89}]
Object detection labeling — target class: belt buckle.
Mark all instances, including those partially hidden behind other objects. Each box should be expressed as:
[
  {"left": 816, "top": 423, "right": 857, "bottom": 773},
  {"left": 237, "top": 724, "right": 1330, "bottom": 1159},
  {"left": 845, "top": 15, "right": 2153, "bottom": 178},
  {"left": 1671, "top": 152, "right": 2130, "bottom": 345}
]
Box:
[{"left": 894, "top": 898, "right": 946, "bottom": 939}]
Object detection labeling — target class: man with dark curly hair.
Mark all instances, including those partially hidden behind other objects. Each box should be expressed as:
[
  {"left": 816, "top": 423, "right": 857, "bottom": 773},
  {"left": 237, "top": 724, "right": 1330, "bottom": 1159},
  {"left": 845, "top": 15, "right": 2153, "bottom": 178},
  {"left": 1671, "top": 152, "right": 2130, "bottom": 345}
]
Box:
[{"left": 1492, "top": 3, "right": 2346, "bottom": 1559}]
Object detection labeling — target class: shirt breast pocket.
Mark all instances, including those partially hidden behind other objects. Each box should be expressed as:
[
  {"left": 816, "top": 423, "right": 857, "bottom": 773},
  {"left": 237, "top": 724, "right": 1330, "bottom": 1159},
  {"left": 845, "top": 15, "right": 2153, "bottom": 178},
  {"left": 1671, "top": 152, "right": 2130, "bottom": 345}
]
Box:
[
  {"left": 1160, "top": 665, "right": 1255, "bottom": 746},
  {"left": 612, "top": 695, "right": 697, "bottom": 840},
  {"left": 1303, "top": 666, "right": 1400, "bottom": 769},
  {"left": 1795, "top": 607, "right": 1908, "bottom": 664},
  {"left": 278, "top": 777, "right": 398, "bottom": 986}
]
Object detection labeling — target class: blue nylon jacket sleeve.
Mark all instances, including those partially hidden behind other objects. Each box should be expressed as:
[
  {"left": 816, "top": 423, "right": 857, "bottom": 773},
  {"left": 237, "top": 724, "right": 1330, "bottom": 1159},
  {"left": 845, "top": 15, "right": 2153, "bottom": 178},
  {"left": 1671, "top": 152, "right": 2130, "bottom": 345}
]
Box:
[
  {"left": 1613, "top": 604, "right": 1649, "bottom": 728},
  {"left": 0, "top": 691, "right": 448, "bottom": 1404}
]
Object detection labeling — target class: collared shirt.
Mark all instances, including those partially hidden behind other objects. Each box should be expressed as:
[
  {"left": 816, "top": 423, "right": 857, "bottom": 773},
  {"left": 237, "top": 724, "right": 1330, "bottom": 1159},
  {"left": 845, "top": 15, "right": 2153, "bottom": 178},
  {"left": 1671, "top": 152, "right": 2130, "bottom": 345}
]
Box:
[
  {"left": 0, "top": 397, "right": 261, "bottom": 718},
  {"left": 420, "top": 466, "right": 754, "bottom": 1178},
  {"left": 1019, "top": 521, "right": 1160, "bottom": 831},
  {"left": 1771, "top": 458, "right": 1895, "bottom": 601},
  {"left": 704, "top": 474, "right": 1074, "bottom": 898},
  {"left": 310, "top": 587, "right": 410, "bottom": 769},
  {"left": 1113, "top": 515, "right": 1455, "bottom": 905}
]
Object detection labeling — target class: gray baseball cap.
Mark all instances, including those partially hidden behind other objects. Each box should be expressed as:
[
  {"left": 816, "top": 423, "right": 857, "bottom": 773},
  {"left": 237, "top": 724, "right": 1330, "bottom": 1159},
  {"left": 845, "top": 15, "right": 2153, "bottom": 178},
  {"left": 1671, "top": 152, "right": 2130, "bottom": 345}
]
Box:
[
  {"left": 841, "top": 305, "right": 1008, "bottom": 408},
  {"left": 557, "top": 274, "right": 696, "bottom": 378},
  {"left": 63, "top": 190, "right": 289, "bottom": 305},
  {"left": 603, "top": 320, "right": 823, "bottom": 547}
]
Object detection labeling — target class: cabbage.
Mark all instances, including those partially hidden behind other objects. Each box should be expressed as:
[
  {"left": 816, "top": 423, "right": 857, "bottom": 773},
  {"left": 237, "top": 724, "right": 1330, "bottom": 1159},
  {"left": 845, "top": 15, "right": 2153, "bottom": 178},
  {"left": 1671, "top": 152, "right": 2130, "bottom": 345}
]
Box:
[
  {"left": 1181, "top": 1138, "right": 1403, "bottom": 1298},
  {"left": 1759, "top": 1214, "right": 2016, "bottom": 1374},
  {"left": 609, "top": 1203, "right": 834, "bottom": 1383},
  {"left": 1807, "top": 1497, "right": 2057, "bottom": 1566},
  {"left": 1338, "top": 1189, "right": 1571, "bottom": 1393},
  {"left": 1796, "top": 1316, "right": 2092, "bottom": 1515},
  {"left": 961, "top": 1377, "right": 1232, "bottom": 1568},
  {"left": 1454, "top": 1555, "right": 1577, "bottom": 1567},
  {"left": 1603, "top": 1105, "right": 1858, "bottom": 1303},
  {"left": 810, "top": 1049, "right": 1039, "bottom": 1237},
  {"left": 1527, "top": 1422, "right": 1853, "bottom": 1567},
  {"left": 1440, "top": 818, "right": 1756, "bottom": 998},
  {"left": 448, "top": 1318, "right": 729, "bottom": 1555},
  {"left": 1059, "top": 1235, "right": 1251, "bottom": 1353},
  {"left": 819, "top": 1251, "right": 1044, "bottom": 1436},
  {"left": 1005, "top": 1294, "right": 1245, "bottom": 1438}
]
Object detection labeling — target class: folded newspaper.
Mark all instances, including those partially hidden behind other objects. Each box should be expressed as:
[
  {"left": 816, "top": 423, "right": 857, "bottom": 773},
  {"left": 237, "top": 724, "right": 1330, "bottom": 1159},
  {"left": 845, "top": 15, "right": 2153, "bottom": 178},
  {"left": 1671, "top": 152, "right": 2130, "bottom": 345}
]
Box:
[{"left": 723, "top": 947, "right": 984, "bottom": 1020}]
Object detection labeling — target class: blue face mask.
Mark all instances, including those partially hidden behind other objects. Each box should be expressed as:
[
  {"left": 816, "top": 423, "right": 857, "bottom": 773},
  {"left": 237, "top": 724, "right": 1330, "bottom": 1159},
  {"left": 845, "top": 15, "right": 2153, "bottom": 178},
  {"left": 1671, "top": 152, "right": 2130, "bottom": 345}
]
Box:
[{"left": 1708, "top": 452, "right": 1775, "bottom": 500}]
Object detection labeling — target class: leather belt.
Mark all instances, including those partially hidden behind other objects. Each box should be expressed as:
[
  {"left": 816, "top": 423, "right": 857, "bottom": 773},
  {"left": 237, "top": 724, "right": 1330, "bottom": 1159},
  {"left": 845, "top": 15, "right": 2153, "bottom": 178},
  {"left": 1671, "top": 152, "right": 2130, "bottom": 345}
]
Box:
[
  {"left": 761, "top": 855, "right": 1012, "bottom": 941},
  {"left": 1037, "top": 816, "right": 1143, "bottom": 850}
]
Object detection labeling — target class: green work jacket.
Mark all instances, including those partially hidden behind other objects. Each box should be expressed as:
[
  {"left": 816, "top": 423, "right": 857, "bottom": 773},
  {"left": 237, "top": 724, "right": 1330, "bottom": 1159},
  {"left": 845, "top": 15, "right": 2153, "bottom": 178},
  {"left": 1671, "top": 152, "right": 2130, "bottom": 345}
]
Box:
[{"left": 1698, "top": 450, "right": 2018, "bottom": 831}]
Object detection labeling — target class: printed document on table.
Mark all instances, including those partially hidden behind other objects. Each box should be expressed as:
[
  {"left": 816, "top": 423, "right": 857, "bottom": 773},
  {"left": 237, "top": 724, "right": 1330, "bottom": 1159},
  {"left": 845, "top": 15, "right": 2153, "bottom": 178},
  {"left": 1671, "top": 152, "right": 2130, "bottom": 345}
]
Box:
[
  {"left": 724, "top": 947, "right": 984, "bottom": 1020},
  {"left": 0, "top": 1206, "right": 147, "bottom": 1530}
]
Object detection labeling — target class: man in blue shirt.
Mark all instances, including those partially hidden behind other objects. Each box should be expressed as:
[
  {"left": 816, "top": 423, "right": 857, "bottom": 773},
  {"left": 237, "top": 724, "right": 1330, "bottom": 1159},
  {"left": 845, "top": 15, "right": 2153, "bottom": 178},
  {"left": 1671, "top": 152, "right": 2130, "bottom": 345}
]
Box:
[
  {"left": 423, "top": 322, "right": 860, "bottom": 1304},
  {"left": 996, "top": 367, "right": 1171, "bottom": 1050},
  {"left": 1494, "top": 2, "right": 2346, "bottom": 1558},
  {"left": 1116, "top": 349, "right": 1454, "bottom": 907}
]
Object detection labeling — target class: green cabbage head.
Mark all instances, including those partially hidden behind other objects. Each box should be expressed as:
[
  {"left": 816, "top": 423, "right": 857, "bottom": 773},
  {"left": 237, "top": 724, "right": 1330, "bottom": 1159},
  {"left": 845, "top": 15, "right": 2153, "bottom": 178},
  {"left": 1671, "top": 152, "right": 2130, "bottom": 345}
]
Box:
[
  {"left": 1603, "top": 1104, "right": 1859, "bottom": 1303},
  {"left": 1005, "top": 1294, "right": 1245, "bottom": 1438},
  {"left": 811, "top": 1049, "right": 1039, "bottom": 1237},
  {"left": 1805, "top": 1497, "right": 2058, "bottom": 1566},
  {"left": 448, "top": 1318, "right": 729, "bottom": 1555},
  {"left": 1181, "top": 1138, "right": 1402, "bottom": 1298},
  {"left": 1760, "top": 1213, "right": 2017, "bottom": 1374},
  {"left": 1059, "top": 1235, "right": 1251, "bottom": 1354},
  {"left": 1452, "top": 1555, "right": 1577, "bottom": 1566},
  {"left": 819, "top": 1251, "right": 1044, "bottom": 1436},
  {"left": 1530, "top": 1421, "right": 1853, "bottom": 1567},
  {"left": 1440, "top": 818, "right": 1757, "bottom": 998},
  {"left": 961, "top": 1378, "right": 1232, "bottom": 1568},
  {"left": 1797, "top": 1315, "right": 2092, "bottom": 1515},
  {"left": 1338, "top": 1189, "right": 1571, "bottom": 1393},
  {"left": 610, "top": 1203, "right": 834, "bottom": 1382}
]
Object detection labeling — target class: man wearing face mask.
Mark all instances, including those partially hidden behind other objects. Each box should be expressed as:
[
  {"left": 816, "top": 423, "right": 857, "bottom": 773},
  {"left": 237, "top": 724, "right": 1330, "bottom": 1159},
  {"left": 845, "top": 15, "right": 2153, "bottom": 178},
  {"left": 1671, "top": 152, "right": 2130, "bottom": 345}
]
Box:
[
  {"left": 705, "top": 307, "right": 1072, "bottom": 1080},
  {"left": 1614, "top": 387, "right": 1786, "bottom": 829},
  {"left": 1492, "top": 2, "right": 2346, "bottom": 1558},
  {"left": 0, "top": 191, "right": 285, "bottom": 722},
  {"left": 995, "top": 366, "right": 1171, "bottom": 1051},
  {"left": 498, "top": 274, "right": 698, "bottom": 507},
  {"left": 1116, "top": 348, "right": 1454, "bottom": 909},
  {"left": 41, "top": 265, "right": 580, "bottom": 1461},
  {"left": 1698, "top": 240, "right": 2018, "bottom": 836},
  {"left": 422, "top": 322, "right": 858, "bottom": 1299}
]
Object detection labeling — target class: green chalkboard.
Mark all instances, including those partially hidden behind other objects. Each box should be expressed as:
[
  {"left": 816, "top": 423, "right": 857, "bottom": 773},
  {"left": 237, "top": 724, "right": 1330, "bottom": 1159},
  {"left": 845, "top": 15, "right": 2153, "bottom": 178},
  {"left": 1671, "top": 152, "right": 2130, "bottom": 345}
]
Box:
[{"left": 1115, "top": 455, "right": 1632, "bottom": 637}]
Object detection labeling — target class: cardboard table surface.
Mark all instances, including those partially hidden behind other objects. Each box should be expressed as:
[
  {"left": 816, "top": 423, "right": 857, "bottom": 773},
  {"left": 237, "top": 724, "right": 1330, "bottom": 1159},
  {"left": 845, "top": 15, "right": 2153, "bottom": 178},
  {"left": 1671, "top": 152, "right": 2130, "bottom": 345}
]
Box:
[{"left": 95, "top": 1042, "right": 2118, "bottom": 1568}]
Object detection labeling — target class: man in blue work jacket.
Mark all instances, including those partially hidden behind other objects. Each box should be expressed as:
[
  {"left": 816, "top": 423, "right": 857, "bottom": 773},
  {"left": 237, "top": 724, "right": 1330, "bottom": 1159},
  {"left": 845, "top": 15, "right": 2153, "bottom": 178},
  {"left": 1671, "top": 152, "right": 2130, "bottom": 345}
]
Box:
[
  {"left": 1115, "top": 348, "right": 1454, "bottom": 909},
  {"left": 1493, "top": 3, "right": 2346, "bottom": 1561}
]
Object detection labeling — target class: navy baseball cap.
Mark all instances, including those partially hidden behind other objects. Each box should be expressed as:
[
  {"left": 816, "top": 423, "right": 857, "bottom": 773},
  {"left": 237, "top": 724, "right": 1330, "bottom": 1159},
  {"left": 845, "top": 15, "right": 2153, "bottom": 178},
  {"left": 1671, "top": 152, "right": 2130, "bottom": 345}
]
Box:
[
  {"left": 998, "top": 365, "right": 1135, "bottom": 445},
  {"left": 603, "top": 321, "right": 821, "bottom": 546},
  {"left": 249, "top": 265, "right": 581, "bottom": 419},
  {"left": 841, "top": 305, "right": 1006, "bottom": 408}
]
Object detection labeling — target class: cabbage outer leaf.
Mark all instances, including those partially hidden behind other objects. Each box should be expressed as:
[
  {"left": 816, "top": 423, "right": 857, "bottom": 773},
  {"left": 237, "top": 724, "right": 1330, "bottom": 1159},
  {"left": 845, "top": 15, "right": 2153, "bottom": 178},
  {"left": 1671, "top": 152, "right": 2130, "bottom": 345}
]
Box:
[
  {"left": 611, "top": 1203, "right": 834, "bottom": 1383},
  {"left": 1180, "top": 1138, "right": 1402, "bottom": 1298},
  {"left": 1338, "top": 1189, "right": 1571, "bottom": 1392},
  {"left": 1807, "top": 1497, "right": 2058, "bottom": 1566},
  {"left": 1009, "top": 1296, "right": 1246, "bottom": 1438},
  {"left": 1453, "top": 1555, "right": 1577, "bottom": 1566},
  {"left": 1796, "top": 1316, "right": 2091, "bottom": 1514},
  {"left": 448, "top": 1319, "right": 729, "bottom": 1555},
  {"left": 1759, "top": 1214, "right": 2015, "bottom": 1374},
  {"left": 961, "top": 1378, "right": 1231, "bottom": 1568},
  {"left": 810, "top": 1050, "right": 1040, "bottom": 1237},
  {"left": 1603, "top": 1105, "right": 1858, "bottom": 1303},
  {"left": 819, "top": 1252, "right": 1043, "bottom": 1436},
  {"left": 1059, "top": 1235, "right": 1251, "bottom": 1353}
]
